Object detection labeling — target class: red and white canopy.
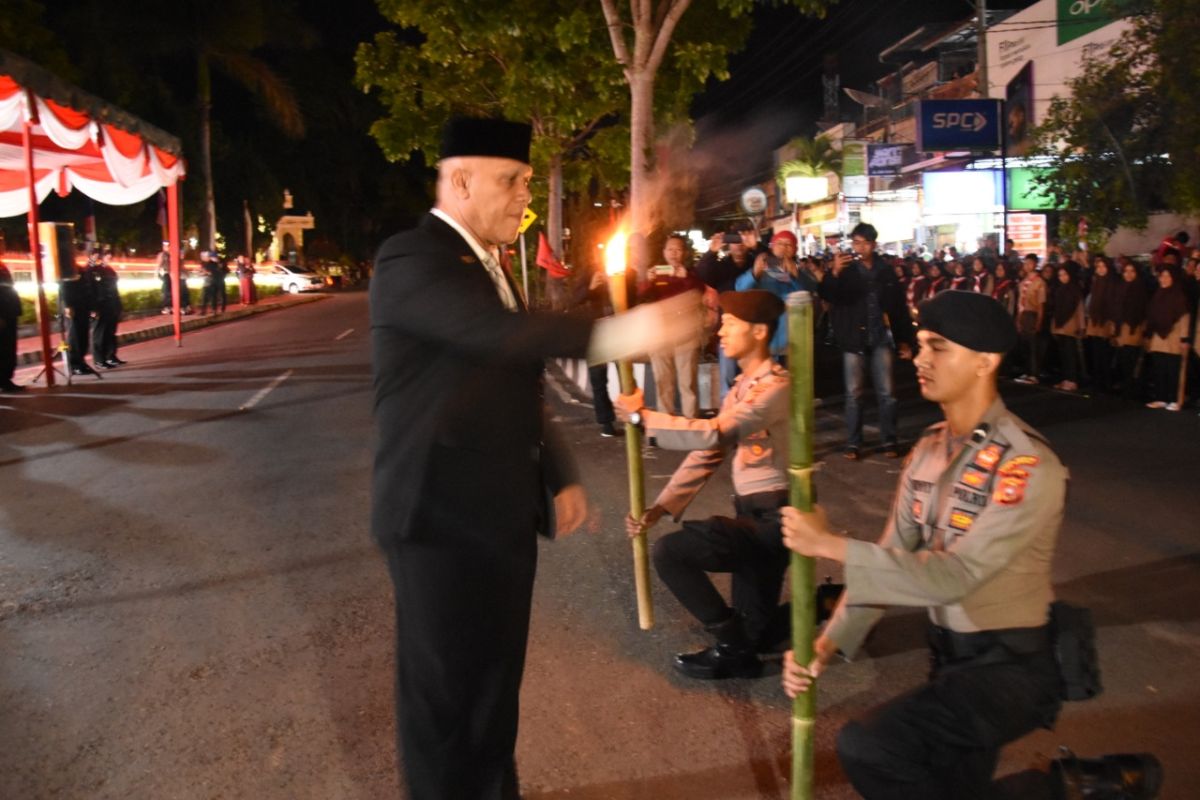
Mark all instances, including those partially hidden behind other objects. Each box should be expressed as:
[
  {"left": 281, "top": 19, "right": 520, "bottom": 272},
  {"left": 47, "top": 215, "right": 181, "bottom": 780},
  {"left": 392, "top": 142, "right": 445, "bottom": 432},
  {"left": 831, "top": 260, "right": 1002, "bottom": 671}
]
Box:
[{"left": 0, "top": 51, "right": 185, "bottom": 218}]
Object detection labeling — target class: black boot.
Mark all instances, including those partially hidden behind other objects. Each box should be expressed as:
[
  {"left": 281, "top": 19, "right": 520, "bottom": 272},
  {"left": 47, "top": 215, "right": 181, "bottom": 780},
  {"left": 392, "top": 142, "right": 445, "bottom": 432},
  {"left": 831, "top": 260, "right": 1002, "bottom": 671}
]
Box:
[
  {"left": 673, "top": 613, "right": 763, "bottom": 680},
  {"left": 1051, "top": 749, "right": 1163, "bottom": 799}
]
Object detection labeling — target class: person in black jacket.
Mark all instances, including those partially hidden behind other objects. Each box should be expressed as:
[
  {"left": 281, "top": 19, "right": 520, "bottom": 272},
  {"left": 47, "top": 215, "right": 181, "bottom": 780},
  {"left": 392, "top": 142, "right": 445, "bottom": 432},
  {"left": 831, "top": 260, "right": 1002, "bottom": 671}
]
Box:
[
  {"left": 61, "top": 251, "right": 97, "bottom": 376},
  {"left": 91, "top": 250, "right": 125, "bottom": 368},
  {"left": 0, "top": 263, "right": 23, "bottom": 392},
  {"left": 818, "top": 223, "right": 911, "bottom": 460},
  {"left": 369, "top": 116, "right": 698, "bottom": 800}
]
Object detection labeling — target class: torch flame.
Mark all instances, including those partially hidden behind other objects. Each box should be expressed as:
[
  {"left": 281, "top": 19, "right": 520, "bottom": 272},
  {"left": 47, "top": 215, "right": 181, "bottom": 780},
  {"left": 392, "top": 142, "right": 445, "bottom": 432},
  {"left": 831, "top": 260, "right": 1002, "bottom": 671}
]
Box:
[{"left": 605, "top": 230, "right": 627, "bottom": 276}]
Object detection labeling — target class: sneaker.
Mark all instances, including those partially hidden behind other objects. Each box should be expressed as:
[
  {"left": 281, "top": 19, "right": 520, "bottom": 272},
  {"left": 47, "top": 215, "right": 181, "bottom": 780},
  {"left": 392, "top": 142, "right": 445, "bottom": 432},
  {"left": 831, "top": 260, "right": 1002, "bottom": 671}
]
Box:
[
  {"left": 843, "top": 446, "right": 861, "bottom": 461},
  {"left": 1014, "top": 375, "right": 1035, "bottom": 384},
  {"left": 1165, "top": 402, "right": 1180, "bottom": 412},
  {"left": 1145, "top": 401, "right": 1166, "bottom": 409},
  {"left": 599, "top": 421, "right": 622, "bottom": 438},
  {"left": 882, "top": 442, "right": 901, "bottom": 459}
]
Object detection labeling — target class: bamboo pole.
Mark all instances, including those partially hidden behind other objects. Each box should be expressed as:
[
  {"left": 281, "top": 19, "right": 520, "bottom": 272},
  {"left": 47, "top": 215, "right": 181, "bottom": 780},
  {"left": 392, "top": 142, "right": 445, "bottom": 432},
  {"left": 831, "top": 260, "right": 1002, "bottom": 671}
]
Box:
[
  {"left": 606, "top": 230, "right": 653, "bottom": 629},
  {"left": 786, "top": 290, "right": 816, "bottom": 800}
]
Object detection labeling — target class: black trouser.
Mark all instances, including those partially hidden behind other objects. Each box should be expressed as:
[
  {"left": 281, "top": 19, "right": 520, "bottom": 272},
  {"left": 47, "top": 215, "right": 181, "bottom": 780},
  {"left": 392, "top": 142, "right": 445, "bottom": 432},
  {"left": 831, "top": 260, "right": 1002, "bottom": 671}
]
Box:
[
  {"left": 1085, "top": 336, "right": 1113, "bottom": 391},
  {"left": 651, "top": 489, "right": 789, "bottom": 642},
  {"left": 215, "top": 281, "right": 226, "bottom": 311},
  {"left": 588, "top": 362, "right": 614, "bottom": 425},
  {"left": 66, "top": 310, "right": 90, "bottom": 368},
  {"left": 1150, "top": 352, "right": 1180, "bottom": 402},
  {"left": 1016, "top": 314, "right": 1044, "bottom": 378},
  {"left": 836, "top": 623, "right": 1061, "bottom": 800},
  {"left": 382, "top": 465, "right": 538, "bottom": 800},
  {"left": 1116, "top": 345, "right": 1142, "bottom": 400},
  {"left": 92, "top": 307, "right": 119, "bottom": 362},
  {"left": 1053, "top": 334, "right": 1081, "bottom": 383}
]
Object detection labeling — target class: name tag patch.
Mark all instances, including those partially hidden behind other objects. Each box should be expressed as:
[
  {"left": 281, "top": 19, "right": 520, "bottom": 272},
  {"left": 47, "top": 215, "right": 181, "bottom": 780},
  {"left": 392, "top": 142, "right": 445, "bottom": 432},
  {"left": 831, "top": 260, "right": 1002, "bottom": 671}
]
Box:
[
  {"left": 952, "top": 485, "right": 989, "bottom": 507},
  {"left": 949, "top": 507, "right": 977, "bottom": 532}
]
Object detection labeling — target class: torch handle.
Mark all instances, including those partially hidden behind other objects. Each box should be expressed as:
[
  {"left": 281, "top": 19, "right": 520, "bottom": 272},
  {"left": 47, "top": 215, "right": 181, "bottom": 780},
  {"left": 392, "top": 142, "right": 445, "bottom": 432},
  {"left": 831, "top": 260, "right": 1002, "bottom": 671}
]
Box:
[
  {"left": 616, "top": 359, "right": 654, "bottom": 629},
  {"left": 608, "top": 269, "right": 654, "bottom": 630}
]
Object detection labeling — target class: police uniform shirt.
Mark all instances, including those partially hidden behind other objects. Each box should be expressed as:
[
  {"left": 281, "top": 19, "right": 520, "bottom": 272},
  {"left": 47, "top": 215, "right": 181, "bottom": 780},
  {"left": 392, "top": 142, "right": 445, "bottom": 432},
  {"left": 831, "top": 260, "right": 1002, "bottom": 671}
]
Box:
[
  {"left": 643, "top": 359, "right": 790, "bottom": 520},
  {"left": 823, "top": 397, "right": 1068, "bottom": 659}
]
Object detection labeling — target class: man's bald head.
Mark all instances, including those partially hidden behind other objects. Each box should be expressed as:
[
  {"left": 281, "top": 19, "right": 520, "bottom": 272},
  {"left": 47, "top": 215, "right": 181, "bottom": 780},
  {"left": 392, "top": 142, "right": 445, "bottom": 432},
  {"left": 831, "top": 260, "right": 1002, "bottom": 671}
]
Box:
[{"left": 435, "top": 156, "right": 533, "bottom": 249}]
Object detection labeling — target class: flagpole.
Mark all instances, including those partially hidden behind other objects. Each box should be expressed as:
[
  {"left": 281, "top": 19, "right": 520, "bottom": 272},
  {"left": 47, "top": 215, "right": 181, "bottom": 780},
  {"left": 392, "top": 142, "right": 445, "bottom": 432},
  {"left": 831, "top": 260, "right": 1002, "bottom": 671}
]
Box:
[{"left": 520, "top": 233, "right": 529, "bottom": 302}]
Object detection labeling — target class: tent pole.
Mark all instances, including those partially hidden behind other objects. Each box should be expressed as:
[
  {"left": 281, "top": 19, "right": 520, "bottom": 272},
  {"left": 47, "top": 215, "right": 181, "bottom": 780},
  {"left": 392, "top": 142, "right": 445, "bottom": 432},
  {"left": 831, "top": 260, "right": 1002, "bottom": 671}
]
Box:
[
  {"left": 168, "top": 182, "right": 182, "bottom": 346},
  {"left": 22, "top": 113, "right": 55, "bottom": 388}
]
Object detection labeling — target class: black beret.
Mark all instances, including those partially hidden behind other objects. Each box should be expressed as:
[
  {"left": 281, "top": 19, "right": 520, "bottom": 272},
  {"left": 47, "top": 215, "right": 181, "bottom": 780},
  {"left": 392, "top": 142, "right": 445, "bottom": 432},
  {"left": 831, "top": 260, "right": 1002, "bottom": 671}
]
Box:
[
  {"left": 440, "top": 116, "right": 532, "bottom": 163},
  {"left": 918, "top": 290, "right": 1017, "bottom": 354},
  {"left": 718, "top": 290, "right": 785, "bottom": 324}
]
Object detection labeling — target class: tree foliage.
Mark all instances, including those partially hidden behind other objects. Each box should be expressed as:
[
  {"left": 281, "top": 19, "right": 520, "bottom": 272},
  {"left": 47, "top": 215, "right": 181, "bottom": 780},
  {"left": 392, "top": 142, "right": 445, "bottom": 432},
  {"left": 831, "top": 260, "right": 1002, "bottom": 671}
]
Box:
[
  {"left": 777, "top": 135, "right": 842, "bottom": 183},
  {"left": 1029, "top": 0, "right": 1200, "bottom": 233}
]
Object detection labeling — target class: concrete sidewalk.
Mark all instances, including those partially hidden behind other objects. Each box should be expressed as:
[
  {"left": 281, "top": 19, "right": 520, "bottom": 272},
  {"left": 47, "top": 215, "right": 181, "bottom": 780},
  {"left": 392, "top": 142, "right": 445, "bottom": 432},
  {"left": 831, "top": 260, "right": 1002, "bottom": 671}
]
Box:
[{"left": 14, "top": 292, "right": 330, "bottom": 368}]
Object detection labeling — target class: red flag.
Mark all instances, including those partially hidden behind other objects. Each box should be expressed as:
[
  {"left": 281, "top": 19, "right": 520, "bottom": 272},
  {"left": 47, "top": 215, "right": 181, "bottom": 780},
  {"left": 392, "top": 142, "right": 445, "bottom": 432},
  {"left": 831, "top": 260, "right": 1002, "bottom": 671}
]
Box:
[{"left": 536, "top": 232, "right": 570, "bottom": 278}]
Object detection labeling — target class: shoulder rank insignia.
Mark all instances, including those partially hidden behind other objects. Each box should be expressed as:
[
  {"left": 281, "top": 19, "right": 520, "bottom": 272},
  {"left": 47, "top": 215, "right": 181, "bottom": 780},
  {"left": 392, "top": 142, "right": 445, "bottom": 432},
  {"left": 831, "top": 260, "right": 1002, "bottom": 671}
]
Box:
[
  {"left": 948, "top": 507, "right": 977, "bottom": 532},
  {"left": 998, "top": 455, "right": 1039, "bottom": 480},
  {"left": 973, "top": 444, "right": 1004, "bottom": 471},
  {"left": 993, "top": 475, "right": 1027, "bottom": 505}
]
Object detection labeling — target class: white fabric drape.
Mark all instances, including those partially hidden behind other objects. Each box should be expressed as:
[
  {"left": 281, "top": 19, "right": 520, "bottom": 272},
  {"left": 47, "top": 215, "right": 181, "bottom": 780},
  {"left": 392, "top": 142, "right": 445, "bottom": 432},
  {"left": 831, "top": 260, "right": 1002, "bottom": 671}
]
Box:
[{"left": 0, "top": 168, "right": 56, "bottom": 217}]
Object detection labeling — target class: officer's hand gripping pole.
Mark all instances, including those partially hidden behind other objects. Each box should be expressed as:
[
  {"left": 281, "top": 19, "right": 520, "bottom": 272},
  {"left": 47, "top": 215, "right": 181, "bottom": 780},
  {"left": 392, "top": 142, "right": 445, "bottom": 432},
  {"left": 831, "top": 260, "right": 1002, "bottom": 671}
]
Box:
[{"left": 787, "top": 290, "right": 816, "bottom": 800}]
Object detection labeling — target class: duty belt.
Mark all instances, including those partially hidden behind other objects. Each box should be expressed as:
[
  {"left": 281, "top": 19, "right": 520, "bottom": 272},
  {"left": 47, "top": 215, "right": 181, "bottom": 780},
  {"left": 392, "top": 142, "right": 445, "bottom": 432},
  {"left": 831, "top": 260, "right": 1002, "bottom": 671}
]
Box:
[
  {"left": 928, "top": 622, "right": 1052, "bottom": 662},
  {"left": 733, "top": 489, "right": 789, "bottom": 517}
]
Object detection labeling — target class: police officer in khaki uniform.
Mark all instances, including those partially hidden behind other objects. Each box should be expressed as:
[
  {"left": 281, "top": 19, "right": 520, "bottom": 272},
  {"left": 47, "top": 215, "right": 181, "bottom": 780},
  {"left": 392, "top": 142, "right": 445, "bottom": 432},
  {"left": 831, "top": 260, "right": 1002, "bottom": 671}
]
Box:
[
  {"left": 781, "top": 290, "right": 1066, "bottom": 798},
  {"left": 617, "top": 290, "right": 791, "bottom": 679}
]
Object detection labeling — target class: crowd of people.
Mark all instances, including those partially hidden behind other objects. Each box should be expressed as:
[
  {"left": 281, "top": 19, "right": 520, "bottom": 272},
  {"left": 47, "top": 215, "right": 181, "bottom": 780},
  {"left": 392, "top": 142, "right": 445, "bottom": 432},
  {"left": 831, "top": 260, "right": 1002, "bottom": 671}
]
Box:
[{"left": 571, "top": 224, "right": 1200, "bottom": 446}]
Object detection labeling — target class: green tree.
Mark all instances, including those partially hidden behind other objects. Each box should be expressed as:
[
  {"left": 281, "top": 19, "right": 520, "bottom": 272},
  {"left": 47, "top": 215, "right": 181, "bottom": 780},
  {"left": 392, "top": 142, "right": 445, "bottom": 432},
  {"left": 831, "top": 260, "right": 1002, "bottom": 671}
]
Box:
[
  {"left": 598, "top": 0, "right": 833, "bottom": 240},
  {"left": 776, "top": 135, "right": 842, "bottom": 184},
  {"left": 1029, "top": 0, "right": 1199, "bottom": 233}
]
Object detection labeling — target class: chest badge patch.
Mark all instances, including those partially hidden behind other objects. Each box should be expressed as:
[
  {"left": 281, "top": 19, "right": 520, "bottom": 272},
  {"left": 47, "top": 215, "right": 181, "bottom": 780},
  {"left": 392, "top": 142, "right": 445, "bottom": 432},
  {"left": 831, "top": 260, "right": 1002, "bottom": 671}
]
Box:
[
  {"left": 948, "top": 507, "right": 977, "bottom": 532},
  {"left": 912, "top": 499, "right": 924, "bottom": 519},
  {"left": 973, "top": 444, "right": 1004, "bottom": 471},
  {"left": 960, "top": 465, "right": 990, "bottom": 489}
]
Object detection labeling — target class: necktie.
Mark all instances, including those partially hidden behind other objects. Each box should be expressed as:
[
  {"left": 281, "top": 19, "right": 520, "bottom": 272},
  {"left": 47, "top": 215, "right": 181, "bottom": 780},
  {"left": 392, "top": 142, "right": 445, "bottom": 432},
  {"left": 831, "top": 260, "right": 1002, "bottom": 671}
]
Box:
[{"left": 481, "top": 251, "right": 518, "bottom": 312}]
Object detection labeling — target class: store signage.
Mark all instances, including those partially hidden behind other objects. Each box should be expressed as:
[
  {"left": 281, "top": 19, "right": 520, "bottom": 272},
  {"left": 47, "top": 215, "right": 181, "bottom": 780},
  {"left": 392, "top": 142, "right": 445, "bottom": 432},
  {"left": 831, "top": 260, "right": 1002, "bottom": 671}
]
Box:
[
  {"left": 1058, "top": 0, "right": 1114, "bottom": 45},
  {"left": 842, "top": 141, "right": 868, "bottom": 177},
  {"left": 867, "top": 144, "right": 912, "bottom": 177},
  {"left": 1008, "top": 168, "right": 1063, "bottom": 210},
  {"left": 1008, "top": 212, "right": 1048, "bottom": 261},
  {"left": 915, "top": 100, "right": 1003, "bottom": 152},
  {"left": 842, "top": 175, "right": 869, "bottom": 203}
]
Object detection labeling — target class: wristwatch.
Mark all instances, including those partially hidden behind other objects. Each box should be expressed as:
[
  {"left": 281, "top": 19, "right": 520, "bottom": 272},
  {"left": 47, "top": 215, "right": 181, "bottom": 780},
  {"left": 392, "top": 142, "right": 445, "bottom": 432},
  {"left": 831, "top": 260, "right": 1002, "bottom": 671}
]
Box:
[{"left": 628, "top": 407, "right": 645, "bottom": 428}]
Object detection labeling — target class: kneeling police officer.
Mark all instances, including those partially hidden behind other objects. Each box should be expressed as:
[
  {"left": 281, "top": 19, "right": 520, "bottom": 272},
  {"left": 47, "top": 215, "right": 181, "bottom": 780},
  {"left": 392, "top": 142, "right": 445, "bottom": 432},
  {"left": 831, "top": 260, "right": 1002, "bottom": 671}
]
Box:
[{"left": 781, "top": 290, "right": 1158, "bottom": 799}]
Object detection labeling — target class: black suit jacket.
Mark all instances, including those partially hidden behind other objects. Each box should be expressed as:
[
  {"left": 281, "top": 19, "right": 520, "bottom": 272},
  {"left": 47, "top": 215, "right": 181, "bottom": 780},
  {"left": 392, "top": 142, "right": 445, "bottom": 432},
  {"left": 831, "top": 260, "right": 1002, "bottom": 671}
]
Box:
[{"left": 369, "top": 213, "right": 594, "bottom": 547}]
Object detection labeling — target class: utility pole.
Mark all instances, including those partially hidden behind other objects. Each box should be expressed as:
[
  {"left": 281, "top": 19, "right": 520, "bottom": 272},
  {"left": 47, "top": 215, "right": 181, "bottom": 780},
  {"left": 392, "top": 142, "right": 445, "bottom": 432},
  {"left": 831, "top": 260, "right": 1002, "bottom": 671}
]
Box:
[{"left": 976, "top": 0, "right": 989, "bottom": 98}]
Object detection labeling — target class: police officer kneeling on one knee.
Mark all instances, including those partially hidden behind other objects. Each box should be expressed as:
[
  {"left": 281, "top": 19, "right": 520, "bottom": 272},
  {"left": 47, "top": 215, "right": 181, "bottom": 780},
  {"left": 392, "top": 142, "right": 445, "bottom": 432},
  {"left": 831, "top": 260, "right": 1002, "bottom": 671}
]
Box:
[
  {"left": 616, "top": 290, "right": 792, "bottom": 679},
  {"left": 777, "top": 291, "right": 1161, "bottom": 796},
  {"left": 780, "top": 290, "right": 1159, "bottom": 799}
]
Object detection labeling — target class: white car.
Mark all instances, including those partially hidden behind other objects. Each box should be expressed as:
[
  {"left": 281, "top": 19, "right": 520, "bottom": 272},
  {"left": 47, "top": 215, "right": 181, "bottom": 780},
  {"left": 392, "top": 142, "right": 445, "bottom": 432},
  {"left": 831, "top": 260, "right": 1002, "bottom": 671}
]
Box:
[{"left": 265, "top": 263, "right": 325, "bottom": 294}]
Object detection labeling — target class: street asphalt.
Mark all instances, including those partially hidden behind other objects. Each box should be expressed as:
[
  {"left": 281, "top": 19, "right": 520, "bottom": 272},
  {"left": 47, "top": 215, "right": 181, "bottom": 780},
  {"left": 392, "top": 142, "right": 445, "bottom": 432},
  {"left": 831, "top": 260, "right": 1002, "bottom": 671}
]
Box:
[{"left": 1, "top": 291, "right": 1196, "bottom": 799}]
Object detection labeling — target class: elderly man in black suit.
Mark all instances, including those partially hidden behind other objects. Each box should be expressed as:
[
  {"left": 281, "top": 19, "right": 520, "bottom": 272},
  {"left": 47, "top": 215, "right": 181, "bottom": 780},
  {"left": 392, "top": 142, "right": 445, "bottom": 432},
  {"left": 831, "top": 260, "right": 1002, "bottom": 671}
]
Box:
[{"left": 370, "top": 117, "right": 697, "bottom": 800}]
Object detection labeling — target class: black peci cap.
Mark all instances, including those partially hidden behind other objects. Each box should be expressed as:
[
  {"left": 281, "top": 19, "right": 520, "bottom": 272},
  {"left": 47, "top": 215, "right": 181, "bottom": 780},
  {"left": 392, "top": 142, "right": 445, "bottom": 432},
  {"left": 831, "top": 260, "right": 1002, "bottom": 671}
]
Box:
[
  {"left": 918, "top": 290, "right": 1018, "bottom": 354},
  {"left": 440, "top": 116, "right": 532, "bottom": 163},
  {"left": 718, "top": 290, "right": 785, "bottom": 324}
]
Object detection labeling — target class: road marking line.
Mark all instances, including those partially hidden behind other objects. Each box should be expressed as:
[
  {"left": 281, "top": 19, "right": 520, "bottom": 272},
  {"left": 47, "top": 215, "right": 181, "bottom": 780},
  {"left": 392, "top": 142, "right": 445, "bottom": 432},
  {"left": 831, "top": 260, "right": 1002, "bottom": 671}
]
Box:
[
  {"left": 240, "top": 370, "right": 293, "bottom": 411},
  {"left": 334, "top": 328, "right": 354, "bottom": 341}
]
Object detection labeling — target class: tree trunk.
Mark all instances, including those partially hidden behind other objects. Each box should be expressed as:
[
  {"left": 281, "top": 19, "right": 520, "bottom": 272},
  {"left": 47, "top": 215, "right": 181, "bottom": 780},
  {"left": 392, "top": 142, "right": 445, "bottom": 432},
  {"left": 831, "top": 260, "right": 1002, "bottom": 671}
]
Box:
[
  {"left": 628, "top": 70, "right": 654, "bottom": 281},
  {"left": 197, "top": 52, "right": 217, "bottom": 252},
  {"left": 547, "top": 152, "right": 564, "bottom": 264}
]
